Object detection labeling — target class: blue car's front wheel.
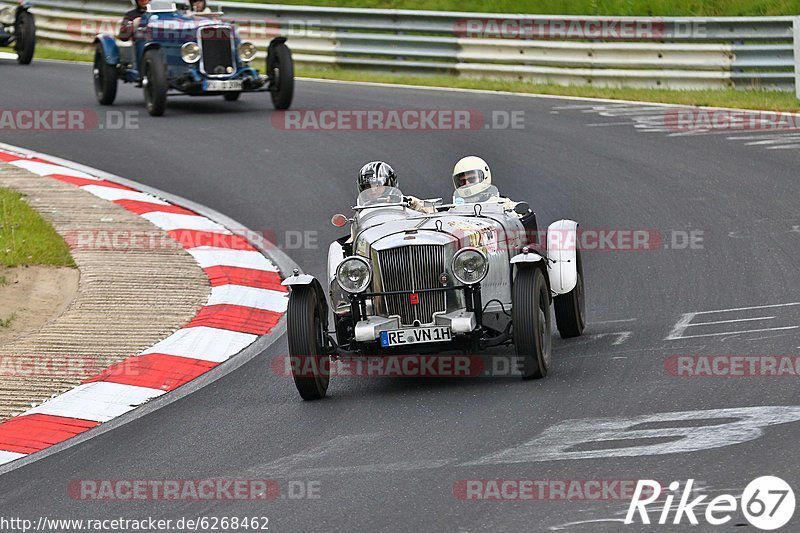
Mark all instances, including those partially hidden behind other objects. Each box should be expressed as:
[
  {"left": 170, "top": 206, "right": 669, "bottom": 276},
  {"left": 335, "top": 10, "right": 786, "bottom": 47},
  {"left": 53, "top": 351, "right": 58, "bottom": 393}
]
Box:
[
  {"left": 15, "top": 10, "right": 35, "bottom": 65},
  {"left": 93, "top": 45, "right": 117, "bottom": 105},
  {"left": 268, "top": 42, "right": 294, "bottom": 110},
  {"left": 142, "top": 49, "right": 168, "bottom": 117}
]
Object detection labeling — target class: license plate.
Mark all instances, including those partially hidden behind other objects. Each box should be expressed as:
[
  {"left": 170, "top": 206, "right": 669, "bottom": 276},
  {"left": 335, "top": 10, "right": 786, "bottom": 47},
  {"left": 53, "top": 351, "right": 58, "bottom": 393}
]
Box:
[
  {"left": 205, "top": 80, "right": 243, "bottom": 91},
  {"left": 380, "top": 326, "right": 452, "bottom": 347}
]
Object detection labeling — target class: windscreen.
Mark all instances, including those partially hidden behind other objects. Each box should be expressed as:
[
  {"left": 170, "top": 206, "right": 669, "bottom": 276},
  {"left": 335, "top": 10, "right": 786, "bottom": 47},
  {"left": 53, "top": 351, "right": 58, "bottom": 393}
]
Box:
[
  {"left": 356, "top": 186, "right": 404, "bottom": 207},
  {"left": 453, "top": 184, "right": 499, "bottom": 204},
  {"left": 149, "top": 1, "right": 177, "bottom": 12}
]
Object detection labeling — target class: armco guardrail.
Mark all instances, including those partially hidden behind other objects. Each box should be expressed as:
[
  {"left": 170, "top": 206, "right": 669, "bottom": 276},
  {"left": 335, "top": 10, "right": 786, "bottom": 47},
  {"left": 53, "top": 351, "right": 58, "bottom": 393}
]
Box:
[{"left": 11, "top": 0, "right": 800, "bottom": 95}]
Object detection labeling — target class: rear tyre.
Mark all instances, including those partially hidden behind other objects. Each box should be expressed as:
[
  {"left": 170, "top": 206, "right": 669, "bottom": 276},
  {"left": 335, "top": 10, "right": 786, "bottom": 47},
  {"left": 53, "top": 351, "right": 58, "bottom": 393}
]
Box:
[
  {"left": 554, "top": 248, "right": 586, "bottom": 338},
  {"left": 15, "top": 11, "right": 35, "bottom": 65},
  {"left": 268, "top": 42, "right": 294, "bottom": 110},
  {"left": 142, "top": 49, "right": 168, "bottom": 117},
  {"left": 93, "top": 45, "right": 117, "bottom": 105},
  {"left": 512, "top": 266, "right": 552, "bottom": 380},
  {"left": 223, "top": 92, "right": 241, "bottom": 101},
  {"left": 287, "top": 286, "right": 329, "bottom": 401}
]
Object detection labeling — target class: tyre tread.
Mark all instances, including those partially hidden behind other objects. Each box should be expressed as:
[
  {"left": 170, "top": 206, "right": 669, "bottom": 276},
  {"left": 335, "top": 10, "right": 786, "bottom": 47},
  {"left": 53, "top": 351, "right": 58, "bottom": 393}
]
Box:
[
  {"left": 512, "top": 267, "right": 550, "bottom": 379},
  {"left": 270, "top": 43, "right": 294, "bottom": 110},
  {"left": 287, "top": 286, "right": 328, "bottom": 400}
]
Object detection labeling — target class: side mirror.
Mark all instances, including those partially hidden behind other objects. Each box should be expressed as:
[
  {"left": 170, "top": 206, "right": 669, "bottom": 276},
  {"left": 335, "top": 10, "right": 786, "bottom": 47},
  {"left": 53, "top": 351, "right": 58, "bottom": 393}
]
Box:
[
  {"left": 514, "top": 202, "right": 531, "bottom": 216},
  {"left": 331, "top": 214, "right": 349, "bottom": 228}
]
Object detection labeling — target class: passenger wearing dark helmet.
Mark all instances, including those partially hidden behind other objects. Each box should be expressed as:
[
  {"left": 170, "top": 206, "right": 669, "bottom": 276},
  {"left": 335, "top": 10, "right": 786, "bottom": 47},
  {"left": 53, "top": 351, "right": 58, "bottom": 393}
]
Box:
[{"left": 357, "top": 161, "right": 430, "bottom": 213}]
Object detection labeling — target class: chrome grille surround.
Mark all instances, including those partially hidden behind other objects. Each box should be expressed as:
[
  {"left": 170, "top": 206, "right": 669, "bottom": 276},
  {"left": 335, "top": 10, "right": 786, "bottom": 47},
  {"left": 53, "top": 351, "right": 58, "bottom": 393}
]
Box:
[
  {"left": 198, "top": 25, "right": 235, "bottom": 78},
  {"left": 377, "top": 245, "right": 447, "bottom": 326}
]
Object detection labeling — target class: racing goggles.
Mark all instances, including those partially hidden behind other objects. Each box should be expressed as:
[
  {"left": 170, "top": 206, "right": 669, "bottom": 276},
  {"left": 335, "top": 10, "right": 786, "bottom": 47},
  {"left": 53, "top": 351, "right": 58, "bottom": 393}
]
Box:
[{"left": 454, "top": 169, "right": 485, "bottom": 189}]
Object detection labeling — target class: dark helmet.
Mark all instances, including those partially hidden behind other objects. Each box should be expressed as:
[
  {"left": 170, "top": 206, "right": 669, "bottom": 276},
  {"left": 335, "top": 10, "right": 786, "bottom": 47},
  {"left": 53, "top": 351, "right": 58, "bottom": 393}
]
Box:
[{"left": 357, "top": 161, "right": 397, "bottom": 194}]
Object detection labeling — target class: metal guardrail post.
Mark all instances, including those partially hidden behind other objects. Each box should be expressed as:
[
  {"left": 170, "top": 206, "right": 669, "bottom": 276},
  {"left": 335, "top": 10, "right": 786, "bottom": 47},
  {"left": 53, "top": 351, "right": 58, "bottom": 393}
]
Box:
[{"left": 794, "top": 17, "right": 800, "bottom": 98}]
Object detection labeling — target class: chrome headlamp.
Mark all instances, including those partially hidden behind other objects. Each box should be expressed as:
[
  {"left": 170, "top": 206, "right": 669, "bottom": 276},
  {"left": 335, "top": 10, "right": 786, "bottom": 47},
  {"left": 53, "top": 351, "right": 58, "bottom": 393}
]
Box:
[
  {"left": 452, "top": 248, "right": 489, "bottom": 285},
  {"left": 0, "top": 7, "right": 15, "bottom": 26},
  {"left": 181, "top": 42, "right": 201, "bottom": 63},
  {"left": 336, "top": 256, "right": 372, "bottom": 294},
  {"left": 238, "top": 41, "right": 257, "bottom": 62}
]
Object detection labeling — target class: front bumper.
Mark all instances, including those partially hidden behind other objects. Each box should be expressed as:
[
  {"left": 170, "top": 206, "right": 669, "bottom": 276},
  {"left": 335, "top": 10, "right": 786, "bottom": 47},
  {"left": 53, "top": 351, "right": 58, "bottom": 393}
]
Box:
[
  {"left": 334, "top": 283, "right": 493, "bottom": 355},
  {"left": 171, "top": 67, "right": 270, "bottom": 94},
  {"left": 354, "top": 310, "right": 478, "bottom": 343}
]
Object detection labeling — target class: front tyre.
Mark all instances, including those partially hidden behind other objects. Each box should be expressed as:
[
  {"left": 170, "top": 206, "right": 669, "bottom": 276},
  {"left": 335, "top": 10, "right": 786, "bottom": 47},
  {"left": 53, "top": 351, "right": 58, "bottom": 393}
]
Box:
[
  {"left": 554, "top": 248, "right": 586, "bottom": 338},
  {"left": 268, "top": 42, "right": 294, "bottom": 110},
  {"left": 142, "top": 49, "right": 168, "bottom": 117},
  {"left": 287, "top": 286, "right": 329, "bottom": 400},
  {"left": 93, "top": 45, "right": 117, "bottom": 105},
  {"left": 223, "top": 92, "right": 241, "bottom": 102},
  {"left": 15, "top": 11, "right": 35, "bottom": 65},
  {"left": 512, "top": 266, "right": 552, "bottom": 380}
]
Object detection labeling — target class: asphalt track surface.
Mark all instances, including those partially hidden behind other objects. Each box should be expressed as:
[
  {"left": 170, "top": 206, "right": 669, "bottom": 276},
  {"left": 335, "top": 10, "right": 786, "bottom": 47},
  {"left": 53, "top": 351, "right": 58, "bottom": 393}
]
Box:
[{"left": 1, "top": 60, "right": 799, "bottom": 532}]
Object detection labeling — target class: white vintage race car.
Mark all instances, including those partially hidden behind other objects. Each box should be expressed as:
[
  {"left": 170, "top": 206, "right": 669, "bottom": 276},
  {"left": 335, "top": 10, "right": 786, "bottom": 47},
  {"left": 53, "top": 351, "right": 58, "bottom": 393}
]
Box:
[{"left": 282, "top": 186, "right": 585, "bottom": 400}]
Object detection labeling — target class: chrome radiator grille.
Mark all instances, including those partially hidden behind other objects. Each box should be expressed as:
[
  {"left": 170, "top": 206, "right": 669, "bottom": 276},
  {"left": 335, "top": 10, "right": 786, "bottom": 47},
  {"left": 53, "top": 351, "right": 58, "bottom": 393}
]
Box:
[
  {"left": 200, "top": 26, "right": 234, "bottom": 76},
  {"left": 378, "top": 245, "right": 446, "bottom": 325}
]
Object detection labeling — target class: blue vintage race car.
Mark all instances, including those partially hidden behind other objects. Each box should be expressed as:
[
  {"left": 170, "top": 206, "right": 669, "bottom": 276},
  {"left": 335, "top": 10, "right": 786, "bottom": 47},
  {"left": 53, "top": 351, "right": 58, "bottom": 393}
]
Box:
[
  {"left": 93, "top": 1, "right": 293, "bottom": 116},
  {"left": 0, "top": 1, "right": 35, "bottom": 64}
]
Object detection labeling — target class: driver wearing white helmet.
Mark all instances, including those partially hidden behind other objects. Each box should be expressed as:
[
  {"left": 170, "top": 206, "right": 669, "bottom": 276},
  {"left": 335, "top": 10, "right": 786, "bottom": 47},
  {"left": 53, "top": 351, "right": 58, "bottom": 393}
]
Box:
[
  {"left": 452, "top": 156, "right": 538, "bottom": 240},
  {"left": 452, "top": 156, "right": 516, "bottom": 209}
]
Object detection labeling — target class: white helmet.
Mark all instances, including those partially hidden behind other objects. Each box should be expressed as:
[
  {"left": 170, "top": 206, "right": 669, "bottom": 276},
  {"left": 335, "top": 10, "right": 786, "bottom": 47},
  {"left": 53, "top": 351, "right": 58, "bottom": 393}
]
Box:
[{"left": 452, "top": 156, "right": 492, "bottom": 197}]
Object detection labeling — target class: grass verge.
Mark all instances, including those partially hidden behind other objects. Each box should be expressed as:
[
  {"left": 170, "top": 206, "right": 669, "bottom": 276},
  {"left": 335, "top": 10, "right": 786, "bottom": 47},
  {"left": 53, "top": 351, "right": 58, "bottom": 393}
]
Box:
[
  {"left": 32, "top": 46, "right": 800, "bottom": 111},
  {"left": 295, "top": 66, "right": 800, "bottom": 111},
  {"left": 0, "top": 187, "right": 76, "bottom": 268},
  {"left": 34, "top": 46, "right": 92, "bottom": 63},
  {"left": 234, "top": 0, "right": 796, "bottom": 17}
]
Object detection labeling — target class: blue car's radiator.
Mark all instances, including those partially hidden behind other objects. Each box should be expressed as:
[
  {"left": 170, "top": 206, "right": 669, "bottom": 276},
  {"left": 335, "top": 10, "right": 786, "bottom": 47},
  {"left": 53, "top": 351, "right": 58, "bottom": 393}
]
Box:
[{"left": 199, "top": 26, "right": 234, "bottom": 76}]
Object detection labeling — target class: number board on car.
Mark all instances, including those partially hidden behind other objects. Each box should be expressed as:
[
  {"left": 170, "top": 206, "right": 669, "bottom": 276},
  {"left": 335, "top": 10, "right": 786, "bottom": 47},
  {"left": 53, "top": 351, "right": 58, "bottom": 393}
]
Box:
[{"left": 380, "top": 326, "right": 452, "bottom": 347}]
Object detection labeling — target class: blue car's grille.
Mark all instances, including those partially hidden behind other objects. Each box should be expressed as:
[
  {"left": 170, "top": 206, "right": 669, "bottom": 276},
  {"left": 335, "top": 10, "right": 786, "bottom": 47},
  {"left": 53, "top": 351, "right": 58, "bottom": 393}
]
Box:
[{"left": 200, "top": 26, "right": 234, "bottom": 76}]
